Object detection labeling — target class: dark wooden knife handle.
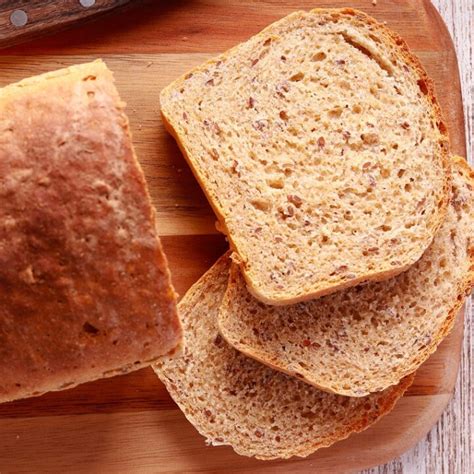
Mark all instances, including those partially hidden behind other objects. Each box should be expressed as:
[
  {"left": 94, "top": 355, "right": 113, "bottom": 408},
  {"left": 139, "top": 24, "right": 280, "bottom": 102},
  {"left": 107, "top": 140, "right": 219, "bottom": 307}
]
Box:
[{"left": 0, "top": 0, "right": 135, "bottom": 49}]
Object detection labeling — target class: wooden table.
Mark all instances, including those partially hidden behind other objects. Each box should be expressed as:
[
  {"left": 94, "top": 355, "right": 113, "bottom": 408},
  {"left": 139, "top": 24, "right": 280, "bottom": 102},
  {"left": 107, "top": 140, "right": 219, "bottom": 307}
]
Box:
[
  {"left": 0, "top": 1, "right": 471, "bottom": 472},
  {"left": 366, "top": 1, "right": 472, "bottom": 473}
]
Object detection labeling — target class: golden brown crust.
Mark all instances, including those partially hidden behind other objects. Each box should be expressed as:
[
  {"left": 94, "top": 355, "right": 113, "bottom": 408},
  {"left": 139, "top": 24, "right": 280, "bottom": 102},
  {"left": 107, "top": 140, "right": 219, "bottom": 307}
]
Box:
[
  {"left": 160, "top": 8, "right": 451, "bottom": 306},
  {"left": 0, "top": 60, "right": 181, "bottom": 403},
  {"left": 419, "top": 155, "right": 474, "bottom": 357}
]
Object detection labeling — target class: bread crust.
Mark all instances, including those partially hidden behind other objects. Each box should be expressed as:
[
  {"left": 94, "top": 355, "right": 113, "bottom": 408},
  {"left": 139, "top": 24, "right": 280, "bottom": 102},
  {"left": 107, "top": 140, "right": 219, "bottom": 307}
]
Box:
[
  {"left": 160, "top": 8, "right": 451, "bottom": 305},
  {"left": 218, "top": 156, "right": 473, "bottom": 396},
  {"left": 0, "top": 60, "right": 181, "bottom": 403},
  {"left": 155, "top": 254, "right": 414, "bottom": 459}
]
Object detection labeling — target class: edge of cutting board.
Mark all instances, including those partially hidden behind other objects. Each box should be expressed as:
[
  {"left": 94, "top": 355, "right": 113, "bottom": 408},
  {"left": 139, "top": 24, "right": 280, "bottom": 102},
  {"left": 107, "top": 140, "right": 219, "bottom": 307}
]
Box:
[{"left": 0, "top": 0, "right": 467, "bottom": 472}]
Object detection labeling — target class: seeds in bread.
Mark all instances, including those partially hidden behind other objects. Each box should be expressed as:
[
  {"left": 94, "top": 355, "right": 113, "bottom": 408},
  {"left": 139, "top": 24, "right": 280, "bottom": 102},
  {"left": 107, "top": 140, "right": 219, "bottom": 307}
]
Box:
[
  {"left": 0, "top": 60, "right": 181, "bottom": 403},
  {"left": 154, "top": 254, "right": 414, "bottom": 460},
  {"left": 219, "top": 156, "right": 474, "bottom": 397},
  {"left": 160, "top": 8, "right": 450, "bottom": 305}
]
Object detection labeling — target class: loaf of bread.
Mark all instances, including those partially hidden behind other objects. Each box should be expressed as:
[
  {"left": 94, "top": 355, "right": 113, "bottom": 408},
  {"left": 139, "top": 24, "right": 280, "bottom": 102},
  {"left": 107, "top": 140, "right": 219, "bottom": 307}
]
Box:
[
  {"left": 154, "top": 254, "right": 413, "bottom": 459},
  {"left": 0, "top": 60, "right": 182, "bottom": 403},
  {"left": 160, "top": 8, "right": 450, "bottom": 305},
  {"left": 219, "top": 156, "right": 474, "bottom": 397}
]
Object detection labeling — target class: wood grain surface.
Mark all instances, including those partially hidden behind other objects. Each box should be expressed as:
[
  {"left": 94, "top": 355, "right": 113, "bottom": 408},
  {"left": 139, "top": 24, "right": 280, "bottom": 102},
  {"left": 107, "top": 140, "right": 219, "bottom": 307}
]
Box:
[{"left": 0, "top": 1, "right": 470, "bottom": 472}]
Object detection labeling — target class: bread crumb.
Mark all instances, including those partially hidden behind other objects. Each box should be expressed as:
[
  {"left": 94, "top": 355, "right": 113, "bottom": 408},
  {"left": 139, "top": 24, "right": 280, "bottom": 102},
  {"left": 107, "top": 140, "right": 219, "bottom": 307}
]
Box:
[
  {"left": 19, "top": 266, "right": 35, "bottom": 284},
  {"left": 146, "top": 61, "right": 153, "bottom": 68},
  {"left": 372, "top": 0, "right": 377, "bottom": 6},
  {"left": 160, "top": 8, "right": 450, "bottom": 305}
]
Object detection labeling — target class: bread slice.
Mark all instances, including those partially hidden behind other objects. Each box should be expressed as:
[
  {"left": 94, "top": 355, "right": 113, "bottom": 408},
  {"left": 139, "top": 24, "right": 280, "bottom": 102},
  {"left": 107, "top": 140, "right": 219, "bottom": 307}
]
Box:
[
  {"left": 219, "top": 156, "right": 474, "bottom": 397},
  {"left": 0, "top": 60, "right": 182, "bottom": 403},
  {"left": 154, "top": 254, "right": 414, "bottom": 460},
  {"left": 160, "top": 8, "right": 450, "bottom": 305}
]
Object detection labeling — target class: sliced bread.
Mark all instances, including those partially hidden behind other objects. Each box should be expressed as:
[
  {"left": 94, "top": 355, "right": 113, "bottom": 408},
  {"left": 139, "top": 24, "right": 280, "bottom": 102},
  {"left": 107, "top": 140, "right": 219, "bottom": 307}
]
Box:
[
  {"left": 154, "top": 254, "right": 414, "bottom": 460},
  {"left": 0, "top": 60, "right": 181, "bottom": 403},
  {"left": 160, "top": 8, "right": 450, "bottom": 305},
  {"left": 219, "top": 156, "right": 474, "bottom": 397}
]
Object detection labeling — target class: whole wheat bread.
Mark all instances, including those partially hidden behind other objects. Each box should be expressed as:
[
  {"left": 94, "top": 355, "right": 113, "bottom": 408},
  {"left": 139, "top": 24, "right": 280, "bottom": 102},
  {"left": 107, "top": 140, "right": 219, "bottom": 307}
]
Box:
[
  {"left": 219, "top": 156, "right": 474, "bottom": 397},
  {"left": 154, "top": 254, "right": 413, "bottom": 460},
  {"left": 0, "top": 60, "right": 181, "bottom": 403},
  {"left": 160, "top": 8, "right": 450, "bottom": 305}
]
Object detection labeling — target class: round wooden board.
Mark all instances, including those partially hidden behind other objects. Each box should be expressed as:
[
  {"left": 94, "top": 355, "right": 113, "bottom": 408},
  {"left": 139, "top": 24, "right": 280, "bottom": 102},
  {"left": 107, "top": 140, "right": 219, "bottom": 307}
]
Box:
[{"left": 0, "top": 1, "right": 466, "bottom": 472}]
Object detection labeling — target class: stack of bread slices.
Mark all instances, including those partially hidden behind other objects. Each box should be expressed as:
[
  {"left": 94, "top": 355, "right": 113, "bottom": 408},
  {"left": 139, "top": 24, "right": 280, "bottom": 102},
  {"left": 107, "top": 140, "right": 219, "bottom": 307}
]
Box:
[{"left": 155, "top": 8, "right": 474, "bottom": 460}]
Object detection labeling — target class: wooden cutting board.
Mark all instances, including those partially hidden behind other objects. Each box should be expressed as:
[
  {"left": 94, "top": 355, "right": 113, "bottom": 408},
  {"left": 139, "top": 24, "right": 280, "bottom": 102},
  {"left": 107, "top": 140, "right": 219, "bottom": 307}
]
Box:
[{"left": 0, "top": 1, "right": 466, "bottom": 472}]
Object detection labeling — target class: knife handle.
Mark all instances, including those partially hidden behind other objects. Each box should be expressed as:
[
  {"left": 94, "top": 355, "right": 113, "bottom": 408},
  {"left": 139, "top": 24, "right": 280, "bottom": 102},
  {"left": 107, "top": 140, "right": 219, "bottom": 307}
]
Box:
[{"left": 0, "top": 0, "right": 135, "bottom": 49}]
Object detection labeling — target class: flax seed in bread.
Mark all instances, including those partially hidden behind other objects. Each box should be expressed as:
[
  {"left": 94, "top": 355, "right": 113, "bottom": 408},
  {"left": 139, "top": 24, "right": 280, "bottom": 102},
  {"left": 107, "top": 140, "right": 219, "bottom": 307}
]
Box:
[
  {"left": 219, "top": 156, "right": 474, "bottom": 397},
  {"left": 154, "top": 254, "right": 413, "bottom": 460},
  {"left": 160, "top": 8, "right": 450, "bottom": 305}
]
